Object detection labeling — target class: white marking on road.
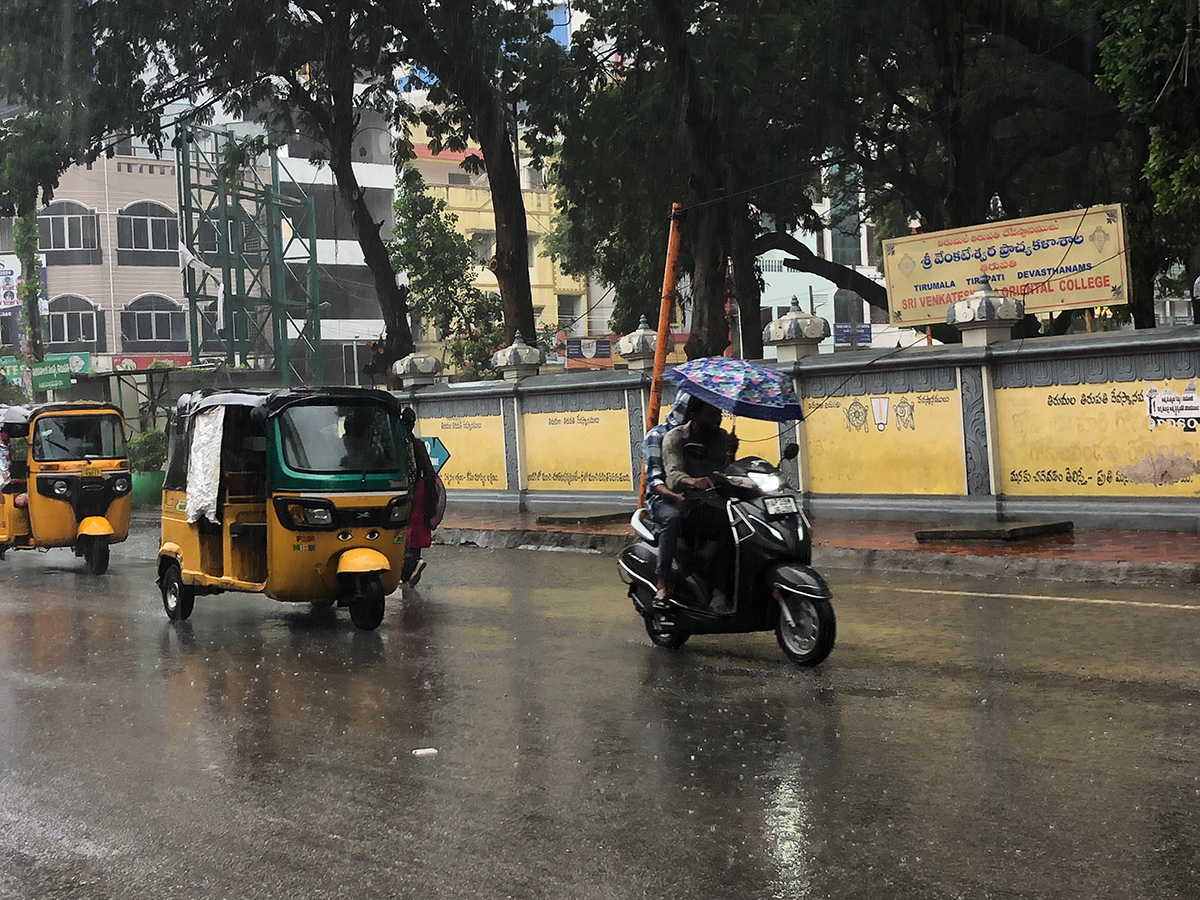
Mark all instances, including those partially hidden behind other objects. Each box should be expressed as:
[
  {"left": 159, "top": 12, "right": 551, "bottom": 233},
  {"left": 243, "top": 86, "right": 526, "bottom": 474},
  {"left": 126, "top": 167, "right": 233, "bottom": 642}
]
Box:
[{"left": 888, "top": 586, "right": 1200, "bottom": 612}]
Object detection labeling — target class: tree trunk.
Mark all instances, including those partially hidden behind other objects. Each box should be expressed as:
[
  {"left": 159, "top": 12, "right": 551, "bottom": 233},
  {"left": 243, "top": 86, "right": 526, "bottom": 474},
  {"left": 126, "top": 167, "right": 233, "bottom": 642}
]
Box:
[
  {"left": 316, "top": 12, "right": 413, "bottom": 381},
  {"left": 728, "top": 206, "right": 763, "bottom": 360},
  {"left": 474, "top": 99, "right": 536, "bottom": 344},
  {"left": 14, "top": 209, "right": 44, "bottom": 364},
  {"left": 1126, "top": 122, "right": 1161, "bottom": 329},
  {"left": 386, "top": 0, "right": 538, "bottom": 347},
  {"left": 650, "top": 0, "right": 737, "bottom": 360},
  {"left": 684, "top": 204, "right": 730, "bottom": 359}
]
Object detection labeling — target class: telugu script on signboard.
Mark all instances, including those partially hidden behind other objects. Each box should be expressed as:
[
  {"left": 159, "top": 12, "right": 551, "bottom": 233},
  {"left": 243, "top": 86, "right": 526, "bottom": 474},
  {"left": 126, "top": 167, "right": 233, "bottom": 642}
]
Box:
[{"left": 882, "top": 205, "right": 1129, "bottom": 327}]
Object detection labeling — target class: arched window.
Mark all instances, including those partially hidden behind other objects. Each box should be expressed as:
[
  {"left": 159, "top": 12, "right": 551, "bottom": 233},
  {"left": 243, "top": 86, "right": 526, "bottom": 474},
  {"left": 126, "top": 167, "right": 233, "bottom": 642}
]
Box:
[
  {"left": 116, "top": 200, "right": 179, "bottom": 266},
  {"left": 121, "top": 294, "right": 187, "bottom": 350},
  {"left": 47, "top": 294, "right": 105, "bottom": 351},
  {"left": 38, "top": 201, "right": 100, "bottom": 258}
]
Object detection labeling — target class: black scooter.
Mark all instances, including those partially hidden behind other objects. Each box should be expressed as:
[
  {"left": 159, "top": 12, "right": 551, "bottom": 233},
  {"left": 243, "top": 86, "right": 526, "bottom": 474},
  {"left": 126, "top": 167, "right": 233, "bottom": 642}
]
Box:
[{"left": 618, "top": 448, "right": 835, "bottom": 667}]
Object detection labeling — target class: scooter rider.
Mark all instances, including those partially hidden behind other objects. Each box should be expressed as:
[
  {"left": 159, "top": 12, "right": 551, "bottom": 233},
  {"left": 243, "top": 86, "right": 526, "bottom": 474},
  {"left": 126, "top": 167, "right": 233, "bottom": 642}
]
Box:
[
  {"left": 643, "top": 392, "right": 691, "bottom": 602},
  {"left": 659, "top": 398, "right": 738, "bottom": 610}
]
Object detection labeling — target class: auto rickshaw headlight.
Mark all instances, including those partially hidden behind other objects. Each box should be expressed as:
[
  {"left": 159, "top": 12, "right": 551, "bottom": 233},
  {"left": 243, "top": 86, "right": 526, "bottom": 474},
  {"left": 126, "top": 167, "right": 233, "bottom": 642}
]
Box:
[
  {"left": 305, "top": 507, "right": 333, "bottom": 526},
  {"left": 274, "top": 497, "right": 337, "bottom": 530},
  {"left": 53, "top": 480, "right": 69, "bottom": 496},
  {"left": 113, "top": 477, "right": 130, "bottom": 494},
  {"left": 387, "top": 497, "right": 410, "bottom": 524}
]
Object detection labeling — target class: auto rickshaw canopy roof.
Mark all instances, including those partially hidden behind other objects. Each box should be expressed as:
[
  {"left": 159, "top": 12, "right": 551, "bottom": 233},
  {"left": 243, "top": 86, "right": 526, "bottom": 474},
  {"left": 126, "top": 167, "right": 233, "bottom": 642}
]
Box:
[
  {"left": 1, "top": 401, "right": 124, "bottom": 438},
  {"left": 174, "top": 387, "right": 403, "bottom": 422}
]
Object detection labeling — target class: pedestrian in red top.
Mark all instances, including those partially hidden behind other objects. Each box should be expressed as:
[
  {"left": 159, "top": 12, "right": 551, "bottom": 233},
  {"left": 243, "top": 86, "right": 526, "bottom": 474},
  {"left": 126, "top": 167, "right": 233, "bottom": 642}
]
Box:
[{"left": 401, "top": 409, "right": 442, "bottom": 586}]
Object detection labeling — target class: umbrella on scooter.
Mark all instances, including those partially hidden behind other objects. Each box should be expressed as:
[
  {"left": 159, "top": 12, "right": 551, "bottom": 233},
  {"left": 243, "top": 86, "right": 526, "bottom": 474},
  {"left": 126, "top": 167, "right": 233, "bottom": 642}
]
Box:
[{"left": 662, "top": 357, "right": 802, "bottom": 422}]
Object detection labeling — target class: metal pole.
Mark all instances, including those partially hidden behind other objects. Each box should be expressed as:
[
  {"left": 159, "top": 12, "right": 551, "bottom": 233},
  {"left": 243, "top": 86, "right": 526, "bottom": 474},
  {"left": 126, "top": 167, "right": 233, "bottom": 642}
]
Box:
[
  {"left": 267, "top": 152, "right": 289, "bottom": 386},
  {"left": 212, "top": 133, "right": 238, "bottom": 366},
  {"left": 306, "top": 194, "right": 323, "bottom": 385},
  {"left": 639, "top": 202, "right": 684, "bottom": 506},
  {"left": 177, "top": 127, "right": 201, "bottom": 365}
]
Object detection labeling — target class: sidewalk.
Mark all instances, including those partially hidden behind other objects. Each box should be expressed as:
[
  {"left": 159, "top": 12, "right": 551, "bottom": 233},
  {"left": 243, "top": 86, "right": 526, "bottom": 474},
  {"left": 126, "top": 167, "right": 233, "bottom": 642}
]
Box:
[{"left": 436, "top": 506, "right": 1200, "bottom": 587}]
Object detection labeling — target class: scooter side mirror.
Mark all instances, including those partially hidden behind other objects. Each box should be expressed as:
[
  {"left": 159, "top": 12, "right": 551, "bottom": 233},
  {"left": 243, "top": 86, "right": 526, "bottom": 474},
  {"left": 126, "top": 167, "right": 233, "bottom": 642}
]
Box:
[{"left": 783, "top": 442, "right": 800, "bottom": 461}]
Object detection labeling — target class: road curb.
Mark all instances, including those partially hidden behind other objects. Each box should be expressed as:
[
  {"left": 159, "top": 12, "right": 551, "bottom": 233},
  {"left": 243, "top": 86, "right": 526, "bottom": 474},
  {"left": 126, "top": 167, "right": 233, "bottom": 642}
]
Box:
[{"left": 434, "top": 527, "right": 1200, "bottom": 587}]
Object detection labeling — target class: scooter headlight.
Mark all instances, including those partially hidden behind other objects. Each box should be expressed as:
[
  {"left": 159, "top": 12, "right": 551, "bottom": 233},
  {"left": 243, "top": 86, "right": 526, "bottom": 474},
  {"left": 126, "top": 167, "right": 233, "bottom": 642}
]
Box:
[
  {"left": 53, "top": 480, "right": 69, "bottom": 496},
  {"left": 747, "top": 472, "right": 782, "bottom": 493}
]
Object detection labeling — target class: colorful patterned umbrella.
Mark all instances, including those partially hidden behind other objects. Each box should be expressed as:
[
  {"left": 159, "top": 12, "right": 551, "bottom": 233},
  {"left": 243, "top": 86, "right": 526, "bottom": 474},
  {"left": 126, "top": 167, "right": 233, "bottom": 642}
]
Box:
[{"left": 663, "top": 357, "right": 802, "bottom": 422}]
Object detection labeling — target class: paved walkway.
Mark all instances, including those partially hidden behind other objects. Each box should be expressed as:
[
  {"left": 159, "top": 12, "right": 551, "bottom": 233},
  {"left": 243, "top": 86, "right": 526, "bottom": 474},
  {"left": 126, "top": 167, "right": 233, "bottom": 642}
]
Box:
[{"left": 437, "top": 506, "right": 1200, "bottom": 586}]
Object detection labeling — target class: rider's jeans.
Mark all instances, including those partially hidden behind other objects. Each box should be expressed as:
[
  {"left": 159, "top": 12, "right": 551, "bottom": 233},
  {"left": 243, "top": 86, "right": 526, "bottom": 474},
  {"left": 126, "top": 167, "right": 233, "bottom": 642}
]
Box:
[{"left": 647, "top": 495, "right": 684, "bottom": 582}]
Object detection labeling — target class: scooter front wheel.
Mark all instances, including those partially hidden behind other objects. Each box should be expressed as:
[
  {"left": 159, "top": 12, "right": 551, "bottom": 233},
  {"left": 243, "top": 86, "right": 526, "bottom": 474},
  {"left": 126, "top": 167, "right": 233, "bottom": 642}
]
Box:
[
  {"left": 775, "top": 597, "right": 835, "bottom": 666},
  {"left": 644, "top": 614, "right": 689, "bottom": 649}
]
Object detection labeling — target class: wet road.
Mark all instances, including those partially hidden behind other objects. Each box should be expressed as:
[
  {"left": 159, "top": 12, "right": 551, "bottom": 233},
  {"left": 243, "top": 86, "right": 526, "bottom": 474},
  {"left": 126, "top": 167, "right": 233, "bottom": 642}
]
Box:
[{"left": 1, "top": 533, "right": 1199, "bottom": 900}]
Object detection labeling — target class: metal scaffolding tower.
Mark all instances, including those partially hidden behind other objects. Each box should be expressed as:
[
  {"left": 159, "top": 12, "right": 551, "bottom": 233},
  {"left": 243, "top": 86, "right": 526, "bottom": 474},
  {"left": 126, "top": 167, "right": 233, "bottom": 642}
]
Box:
[{"left": 176, "top": 125, "right": 323, "bottom": 386}]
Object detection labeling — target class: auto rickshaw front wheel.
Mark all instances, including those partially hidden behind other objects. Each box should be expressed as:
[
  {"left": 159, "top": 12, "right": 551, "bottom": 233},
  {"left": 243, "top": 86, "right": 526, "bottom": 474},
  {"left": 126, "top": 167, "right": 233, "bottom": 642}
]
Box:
[
  {"left": 82, "top": 537, "right": 110, "bottom": 576},
  {"left": 347, "top": 575, "right": 386, "bottom": 631},
  {"left": 160, "top": 562, "right": 196, "bottom": 622}
]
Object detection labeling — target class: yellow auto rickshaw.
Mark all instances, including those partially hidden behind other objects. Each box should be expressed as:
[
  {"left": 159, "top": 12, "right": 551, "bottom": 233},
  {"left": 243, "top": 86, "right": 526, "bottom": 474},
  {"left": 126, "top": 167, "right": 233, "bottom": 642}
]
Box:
[
  {"left": 0, "top": 402, "right": 132, "bottom": 573},
  {"left": 156, "top": 387, "right": 414, "bottom": 630}
]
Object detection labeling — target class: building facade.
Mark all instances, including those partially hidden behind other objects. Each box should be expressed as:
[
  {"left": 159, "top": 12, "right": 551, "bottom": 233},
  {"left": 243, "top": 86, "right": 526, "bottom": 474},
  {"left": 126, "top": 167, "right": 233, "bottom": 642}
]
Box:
[{"left": 0, "top": 150, "right": 192, "bottom": 373}]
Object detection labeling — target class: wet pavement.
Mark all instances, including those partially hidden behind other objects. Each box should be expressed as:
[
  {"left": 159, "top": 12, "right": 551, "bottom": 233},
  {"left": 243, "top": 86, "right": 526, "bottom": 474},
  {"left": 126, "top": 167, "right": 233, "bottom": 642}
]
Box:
[
  {"left": 433, "top": 506, "right": 1200, "bottom": 585},
  {"left": 1, "top": 534, "right": 1199, "bottom": 899}
]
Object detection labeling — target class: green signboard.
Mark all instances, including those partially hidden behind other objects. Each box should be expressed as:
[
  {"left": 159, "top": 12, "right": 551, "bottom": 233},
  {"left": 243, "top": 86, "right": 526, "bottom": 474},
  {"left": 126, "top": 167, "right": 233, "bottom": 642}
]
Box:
[
  {"left": 30, "top": 352, "right": 90, "bottom": 391},
  {"left": 2, "top": 352, "right": 91, "bottom": 392},
  {"left": 0, "top": 355, "right": 21, "bottom": 387}
]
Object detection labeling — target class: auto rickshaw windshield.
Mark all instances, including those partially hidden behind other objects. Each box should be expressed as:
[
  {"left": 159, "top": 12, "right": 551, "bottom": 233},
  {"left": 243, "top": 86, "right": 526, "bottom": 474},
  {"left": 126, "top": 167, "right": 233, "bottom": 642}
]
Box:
[
  {"left": 31, "top": 414, "right": 128, "bottom": 461},
  {"left": 277, "top": 402, "right": 405, "bottom": 474}
]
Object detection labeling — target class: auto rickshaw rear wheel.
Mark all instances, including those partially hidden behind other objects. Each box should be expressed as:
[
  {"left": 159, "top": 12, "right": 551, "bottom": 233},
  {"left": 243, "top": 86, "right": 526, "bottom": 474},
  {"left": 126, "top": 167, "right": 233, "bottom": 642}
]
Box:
[
  {"left": 160, "top": 561, "right": 196, "bottom": 622},
  {"left": 348, "top": 575, "right": 386, "bottom": 631},
  {"left": 83, "top": 537, "right": 110, "bottom": 575}
]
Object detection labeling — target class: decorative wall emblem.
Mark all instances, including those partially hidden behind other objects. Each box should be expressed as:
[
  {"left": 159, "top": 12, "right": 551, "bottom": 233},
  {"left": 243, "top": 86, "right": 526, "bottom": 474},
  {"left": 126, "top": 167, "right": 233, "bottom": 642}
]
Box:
[
  {"left": 895, "top": 397, "right": 916, "bottom": 431},
  {"left": 870, "top": 397, "right": 889, "bottom": 431},
  {"left": 844, "top": 398, "right": 869, "bottom": 432}
]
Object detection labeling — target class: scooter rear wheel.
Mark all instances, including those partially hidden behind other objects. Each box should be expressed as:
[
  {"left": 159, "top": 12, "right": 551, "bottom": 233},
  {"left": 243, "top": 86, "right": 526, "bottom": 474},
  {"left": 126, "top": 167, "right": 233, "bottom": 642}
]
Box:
[
  {"left": 775, "top": 597, "right": 835, "bottom": 666},
  {"left": 644, "top": 614, "right": 689, "bottom": 649}
]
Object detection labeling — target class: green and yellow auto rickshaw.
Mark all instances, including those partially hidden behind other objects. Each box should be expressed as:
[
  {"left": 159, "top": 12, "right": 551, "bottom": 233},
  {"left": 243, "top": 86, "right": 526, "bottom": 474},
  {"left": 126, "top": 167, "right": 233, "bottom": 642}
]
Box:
[
  {"left": 156, "top": 387, "right": 414, "bottom": 630},
  {"left": 0, "top": 401, "right": 132, "bottom": 573}
]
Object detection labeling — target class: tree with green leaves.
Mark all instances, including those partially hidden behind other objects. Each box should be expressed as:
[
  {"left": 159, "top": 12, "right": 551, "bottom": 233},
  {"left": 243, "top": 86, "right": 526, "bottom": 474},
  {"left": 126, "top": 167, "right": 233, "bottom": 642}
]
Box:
[
  {"left": 390, "top": 164, "right": 503, "bottom": 379},
  {"left": 546, "top": 0, "right": 1162, "bottom": 350},
  {"left": 1098, "top": 0, "right": 1200, "bottom": 324},
  {"left": 1, "top": 0, "right": 568, "bottom": 381},
  {"left": 388, "top": 0, "right": 568, "bottom": 349},
  {"left": 544, "top": 0, "right": 833, "bottom": 358}
]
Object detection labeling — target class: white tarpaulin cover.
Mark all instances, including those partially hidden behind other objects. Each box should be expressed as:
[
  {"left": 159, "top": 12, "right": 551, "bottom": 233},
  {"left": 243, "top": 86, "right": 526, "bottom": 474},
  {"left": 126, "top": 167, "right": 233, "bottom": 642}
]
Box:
[{"left": 185, "top": 406, "right": 224, "bottom": 524}]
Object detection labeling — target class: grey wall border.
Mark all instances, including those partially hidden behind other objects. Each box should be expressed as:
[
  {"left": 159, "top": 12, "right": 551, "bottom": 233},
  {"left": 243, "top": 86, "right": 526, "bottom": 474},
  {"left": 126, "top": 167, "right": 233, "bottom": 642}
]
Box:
[
  {"left": 501, "top": 396, "right": 520, "bottom": 492},
  {"left": 626, "top": 387, "right": 647, "bottom": 490},
  {"left": 958, "top": 366, "right": 991, "bottom": 496},
  {"left": 522, "top": 388, "right": 626, "bottom": 414}
]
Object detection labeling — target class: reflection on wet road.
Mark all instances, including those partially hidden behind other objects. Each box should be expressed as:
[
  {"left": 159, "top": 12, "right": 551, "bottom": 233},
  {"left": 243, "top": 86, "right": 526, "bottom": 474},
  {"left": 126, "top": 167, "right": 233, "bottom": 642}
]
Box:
[{"left": 1, "top": 538, "right": 1198, "bottom": 899}]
